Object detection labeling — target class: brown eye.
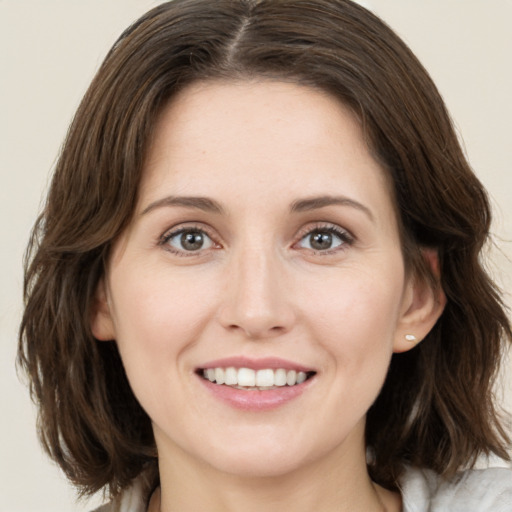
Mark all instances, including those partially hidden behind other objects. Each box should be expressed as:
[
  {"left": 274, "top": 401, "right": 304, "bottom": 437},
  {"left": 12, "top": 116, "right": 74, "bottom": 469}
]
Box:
[
  {"left": 165, "top": 229, "right": 214, "bottom": 252},
  {"left": 309, "top": 231, "right": 334, "bottom": 250},
  {"left": 298, "top": 227, "right": 350, "bottom": 252},
  {"left": 181, "top": 231, "right": 205, "bottom": 251}
]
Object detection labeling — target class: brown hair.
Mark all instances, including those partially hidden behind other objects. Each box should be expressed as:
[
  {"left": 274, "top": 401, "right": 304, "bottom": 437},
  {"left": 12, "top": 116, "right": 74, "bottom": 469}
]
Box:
[{"left": 18, "top": 0, "right": 511, "bottom": 499}]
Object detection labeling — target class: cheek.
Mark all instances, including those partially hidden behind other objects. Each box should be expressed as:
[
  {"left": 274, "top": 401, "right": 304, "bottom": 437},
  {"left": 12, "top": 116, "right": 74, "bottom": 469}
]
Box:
[
  {"left": 106, "top": 269, "right": 221, "bottom": 425},
  {"left": 301, "top": 264, "right": 405, "bottom": 383},
  {"left": 108, "top": 268, "right": 217, "bottom": 377},
  {"left": 306, "top": 277, "right": 403, "bottom": 436},
  {"left": 112, "top": 258, "right": 214, "bottom": 326},
  {"left": 305, "top": 268, "right": 403, "bottom": 338}
]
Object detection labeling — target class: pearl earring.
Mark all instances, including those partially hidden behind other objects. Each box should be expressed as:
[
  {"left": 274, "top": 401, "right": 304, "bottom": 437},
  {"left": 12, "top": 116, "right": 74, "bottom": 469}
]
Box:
[{"left": 405, "top": 334, "right": 417, "bottom": 342}]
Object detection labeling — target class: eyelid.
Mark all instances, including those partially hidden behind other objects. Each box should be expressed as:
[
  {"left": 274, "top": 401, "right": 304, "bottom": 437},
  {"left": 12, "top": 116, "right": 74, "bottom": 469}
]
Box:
[
  {"left": 295, "top": 221, "right": 353, "bottom": 240},
  {"left": 293, "top": 222, "right": 355, "bottom": 253},
  {"left": 157, "top": 221, "right": 354, "bottom": 257},
  {"left": 159, "top": 223, "right": 221, "bottom": 256}
]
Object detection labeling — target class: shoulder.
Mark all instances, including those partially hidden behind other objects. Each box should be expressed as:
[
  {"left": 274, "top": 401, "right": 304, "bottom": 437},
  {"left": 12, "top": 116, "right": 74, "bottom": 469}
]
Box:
[{"left": 400, "top": 466, "right": 512, "bottom": 512}]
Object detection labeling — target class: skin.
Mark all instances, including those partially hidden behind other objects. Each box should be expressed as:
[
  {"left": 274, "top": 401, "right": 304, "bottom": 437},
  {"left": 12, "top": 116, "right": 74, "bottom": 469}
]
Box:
[{"left": 92, "top": 80, "right": 444, "bottom": 512}]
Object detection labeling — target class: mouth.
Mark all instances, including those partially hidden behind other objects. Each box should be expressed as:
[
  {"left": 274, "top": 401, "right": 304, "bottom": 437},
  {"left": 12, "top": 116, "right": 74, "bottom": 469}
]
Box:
[
  {"left": 195, "top": 357, "right": 317, "bottom": 410},
  {"left": 197, "top": 366, "right": 317, "bottom": 391}
]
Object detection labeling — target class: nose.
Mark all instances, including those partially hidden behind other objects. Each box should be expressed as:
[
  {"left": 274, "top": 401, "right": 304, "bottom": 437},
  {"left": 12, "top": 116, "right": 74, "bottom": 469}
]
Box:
[{"left": 217, "top": 244, "right": 296, "bottom": 340}]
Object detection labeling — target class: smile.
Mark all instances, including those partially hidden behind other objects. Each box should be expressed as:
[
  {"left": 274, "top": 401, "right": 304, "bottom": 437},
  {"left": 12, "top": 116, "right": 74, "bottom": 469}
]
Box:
[
  {"left": 201, "top": 367, "right": 315, "bottom": 390},
  {"left": 196, "top": 358, "right": 317, "bottom": 410}
]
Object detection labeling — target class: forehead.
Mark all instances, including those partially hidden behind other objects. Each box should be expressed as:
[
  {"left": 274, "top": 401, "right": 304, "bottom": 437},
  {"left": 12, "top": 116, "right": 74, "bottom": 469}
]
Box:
[{"left": 140, "top": 79, "right": 395, "bottom": 219}]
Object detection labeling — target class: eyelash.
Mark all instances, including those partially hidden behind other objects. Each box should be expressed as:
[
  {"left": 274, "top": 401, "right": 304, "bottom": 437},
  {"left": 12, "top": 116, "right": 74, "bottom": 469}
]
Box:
[
  {"left": 159, "top": 224, "right": 218, "bottom": 257},
  {"left": 294, "top": 223, "right": 354, "bottom": 255},
  {"left": 158, "top": 222, "right": 354, "bottom": 257}
]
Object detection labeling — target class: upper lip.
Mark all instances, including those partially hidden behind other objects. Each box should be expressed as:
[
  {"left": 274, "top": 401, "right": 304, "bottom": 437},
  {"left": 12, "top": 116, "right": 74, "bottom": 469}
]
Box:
[{"left": 198, "top": 356, "right": 315, "bottom": 373}]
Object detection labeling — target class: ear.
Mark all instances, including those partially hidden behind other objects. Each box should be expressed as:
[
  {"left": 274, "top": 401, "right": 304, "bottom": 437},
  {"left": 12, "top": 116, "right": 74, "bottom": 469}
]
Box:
[
  {"left": 393, "top": 249, "right": 446, "bottom": 353},
  {"left": 90, "top": 278, "right": 116, "bottom": 341}
]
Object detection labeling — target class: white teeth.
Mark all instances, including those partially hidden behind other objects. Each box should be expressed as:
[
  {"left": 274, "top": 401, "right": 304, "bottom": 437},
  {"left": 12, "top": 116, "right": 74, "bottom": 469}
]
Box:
[
  {"left": 274, "top": 368, "right": 287, "bottom": 387},
  {"left": 237, "top": 368, "right": 256, "bottom": 387},
  {"left": 224, "top": 367, "right": 237, "bottom": 385},
  {"left": 215, "top": 368, "right": 225, "bottom": 385},
  {"left": 286, "top": 370, "right": 297, "bottom": 386},
  {"left": 256, "top": 369, "right": 274, "bottom": 387},
  {"left": 202, "top": 367, "right": 312, "bottom": 388}
]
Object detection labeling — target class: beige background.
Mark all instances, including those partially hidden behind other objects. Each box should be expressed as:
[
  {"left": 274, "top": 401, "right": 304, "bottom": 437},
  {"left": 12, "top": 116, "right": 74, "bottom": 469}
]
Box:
[{"left": 1, "top": 1, "right": 511, "bottom": 510}]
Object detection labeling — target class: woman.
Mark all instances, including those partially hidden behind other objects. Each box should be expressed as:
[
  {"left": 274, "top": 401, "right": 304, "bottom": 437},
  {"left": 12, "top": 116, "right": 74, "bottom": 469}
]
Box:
[{"left": 18, "top": 1, "right": 512, "bottom": 511}]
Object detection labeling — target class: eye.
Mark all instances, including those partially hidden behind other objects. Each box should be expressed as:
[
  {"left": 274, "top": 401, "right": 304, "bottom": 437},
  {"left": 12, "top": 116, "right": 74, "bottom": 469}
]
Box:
[
  {"left": 162, "top": 228, "right": 215, "bottom": 254},
  {"left": 297, "top": 226, "right": 352, "bottom": 252}
]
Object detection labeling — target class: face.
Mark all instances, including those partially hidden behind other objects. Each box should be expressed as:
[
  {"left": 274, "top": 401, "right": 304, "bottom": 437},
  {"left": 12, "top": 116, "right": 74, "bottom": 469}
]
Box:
[{"left": 93, "top": 80, "right": 428, "bottom": 478}]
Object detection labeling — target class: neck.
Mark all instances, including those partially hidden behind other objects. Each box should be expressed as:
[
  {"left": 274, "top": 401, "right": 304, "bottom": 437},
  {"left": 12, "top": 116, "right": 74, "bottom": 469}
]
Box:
[{"left": 151, "top": 429, "right": 401, "bottom": 512}]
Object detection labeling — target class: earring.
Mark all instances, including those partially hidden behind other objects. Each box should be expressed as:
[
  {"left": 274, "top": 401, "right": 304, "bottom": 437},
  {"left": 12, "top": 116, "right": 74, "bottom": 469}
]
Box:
[{"left": 405, "top": 334, "right": 417, "bottom": 342}]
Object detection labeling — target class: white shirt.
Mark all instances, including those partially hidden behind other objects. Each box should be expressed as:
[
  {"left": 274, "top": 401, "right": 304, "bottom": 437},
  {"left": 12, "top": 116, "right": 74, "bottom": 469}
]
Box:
[
  {"left": 400, "top": 466, "right": 512, "bottom": 511},
  {"left": 93, "top": 466, "right": 512, "bottom": 512}
]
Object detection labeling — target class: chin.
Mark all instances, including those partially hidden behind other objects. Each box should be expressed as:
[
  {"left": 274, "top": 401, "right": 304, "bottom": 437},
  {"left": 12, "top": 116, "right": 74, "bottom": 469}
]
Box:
[
  {"left": 210, "top": 452, "right": 309, "bottom": 479},
  {"left": 195, "top": 430, "right": 336, "bottom": 479}
]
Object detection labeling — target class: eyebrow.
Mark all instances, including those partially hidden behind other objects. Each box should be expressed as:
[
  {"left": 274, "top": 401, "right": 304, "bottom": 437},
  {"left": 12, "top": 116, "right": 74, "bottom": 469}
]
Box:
[
  {"left": 141, "top": 196, "right": 225, "bottom": 216},
  {"left": 141, "top": 194, "right": 373, "bottom": 220},
  {"left": 290, "top": 195, "right": 374, "bottom": 221}
]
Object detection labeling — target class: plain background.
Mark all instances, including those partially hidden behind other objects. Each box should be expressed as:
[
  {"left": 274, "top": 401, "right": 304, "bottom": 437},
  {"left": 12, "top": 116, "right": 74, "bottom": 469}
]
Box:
[{"left": 1, "top": 1, "right": 511, "bottom": 510}]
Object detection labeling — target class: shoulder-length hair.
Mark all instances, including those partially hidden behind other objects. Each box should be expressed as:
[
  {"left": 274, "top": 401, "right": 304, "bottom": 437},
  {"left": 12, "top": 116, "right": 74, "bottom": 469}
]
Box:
[{"left": 18, "top": 0, "right": 511, "bottom": 498}]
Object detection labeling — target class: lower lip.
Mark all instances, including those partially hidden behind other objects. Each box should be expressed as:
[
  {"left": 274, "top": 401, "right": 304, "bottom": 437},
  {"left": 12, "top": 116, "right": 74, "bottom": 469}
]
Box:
[{"left": 198, "top": 375, "right": 314, "bottom": 411}]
